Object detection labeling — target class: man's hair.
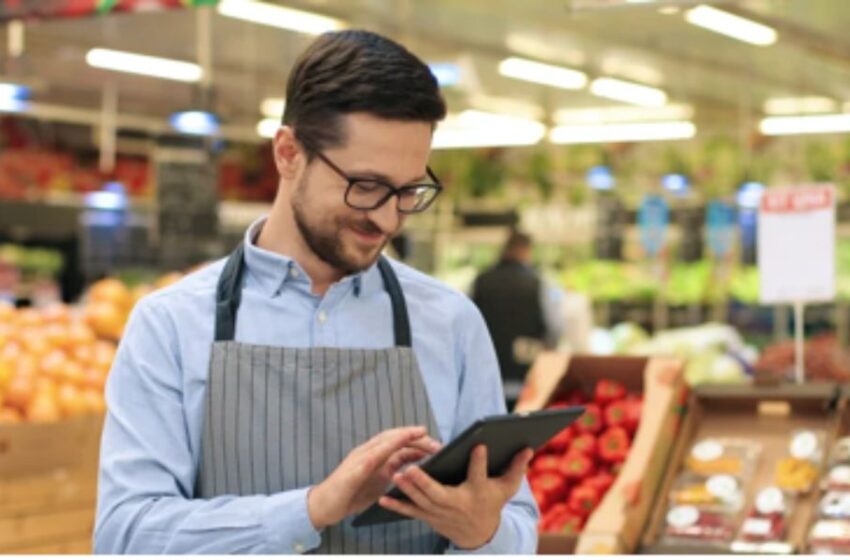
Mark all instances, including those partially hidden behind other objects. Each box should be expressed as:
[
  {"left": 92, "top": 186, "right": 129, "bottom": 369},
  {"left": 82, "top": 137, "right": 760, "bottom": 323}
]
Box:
[
  {"left": 502, "top": 229, "right": 532, "bottom": 260},
  {"left": 282, "top": 30, "right": 447, "bottom": 156}
]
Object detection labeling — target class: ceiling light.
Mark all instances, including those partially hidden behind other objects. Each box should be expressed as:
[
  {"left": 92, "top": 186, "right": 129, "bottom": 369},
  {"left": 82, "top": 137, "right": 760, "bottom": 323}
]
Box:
[
  {"left": 0, "top": 98, "right": 28, "bottom": 113},
  {"left": 169, "top": 110, "right": 220, "bottom": 136},
  {"left": 590, "top": 77, "right": 668, "bottom": 107},
  {"left": 759, "top": 114, "right": 850, "bottom": 136},
  {"left": 685, "top": 5, "right": 777, "bottom": 46},
  {"left": 217, "top": 0, "right": 344, "bottom": 35},
  {"left": 257, "top": 118, "right": 280, "bottom": 139},
  {"left": 260, "top": 97, "right": 285, "bottom": 118},
  {"left": 86, "top": 48, "right": 202, "bottom": 82},
  {"left": 763, "top": 97, "right": 837, "bottom": 115},
  {"left": 659, "top": 6, "right": 681, "bottom": 15},
  {"left": 498, "top": 57, "right": 588, "bottom": 90},
  {"left": 550, "top": 121, "right": 696, "bottom": 144},
  {"left": 556, "top": 104, "right": 693, "bottom": 124},
  {"left": 432, "top": 110, "right": 546, "bottom": 149}
]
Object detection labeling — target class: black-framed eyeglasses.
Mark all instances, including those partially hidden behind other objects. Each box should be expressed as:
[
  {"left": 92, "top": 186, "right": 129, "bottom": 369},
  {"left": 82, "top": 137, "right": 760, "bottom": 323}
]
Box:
[{"left": 312, "top": 151, "right": 443, "bottom": 214}]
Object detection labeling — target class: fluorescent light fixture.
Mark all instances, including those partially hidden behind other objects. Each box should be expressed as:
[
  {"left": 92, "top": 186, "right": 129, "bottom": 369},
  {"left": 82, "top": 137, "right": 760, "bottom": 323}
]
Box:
[
  {"left": 587, "top": 166, "right": 615, "bottom": 191},
  {"left": 428, "top": 63, "right": 462, "bottom": 87},
  {"left": 550, "top": 121, "right": 696, "bottom": 144},
  {"left": 432, "top": 110, "right": 546, "bottom": 149},
  {"left": 217, "top": 0, "right": 344, "bottom": 35},
  {"left": 257, "top": 117, "right": 280, "bottom": 139},
  {"left": 86, "top": 48, "right": 202, "bottom": 82},
  {"left": 498, "top": 57, "right": 587, "bottom": 90},
  {"left": 260, "top": 97, "right": 285, "bottom": 118},
  {"left": 169, "top": 110, "right": 220, "bottom": 136},
  {"left": 0, "top": 82, "right": 30, "bottom": 100},
  {"left": 763, "top": 96, "right": 836, "bottom": 115},
  {"left": 685, "top": 5, "right": 777, "bottom": 46},
  {"left": 590, "top": 77, "right": 667, "bottom": 107},
  {"left": 760, "top": 113, "right": 850, "bottom": 135},
  {"left": 737, "top": 181, "right": 765, "bottom": 209},
  {"left": 556, "top": 104, "right": 693, "bottom": 124}
]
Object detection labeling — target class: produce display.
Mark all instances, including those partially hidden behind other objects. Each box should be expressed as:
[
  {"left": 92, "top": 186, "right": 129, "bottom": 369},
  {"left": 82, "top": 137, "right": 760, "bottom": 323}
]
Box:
[
  {"left": 755, "top": 334, "right": 850, "bottom": 383},
  {"left": 529, "top": 379, "right": 642, "bottom": 536},
  {"left": 808, "top": 437, "right": 850, "bottom": 554},
  {"left": 0, "top": 302, "right": 112, "bottom": 423}
]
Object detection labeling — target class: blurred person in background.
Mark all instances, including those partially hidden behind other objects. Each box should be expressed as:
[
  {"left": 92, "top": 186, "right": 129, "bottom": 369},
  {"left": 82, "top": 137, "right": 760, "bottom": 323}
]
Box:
[
  {"left": 94, "top": 29, "right": 537, "bottom": 555},
  {"left": 472, "top": 230, "right": 566, "bottom": 408}
]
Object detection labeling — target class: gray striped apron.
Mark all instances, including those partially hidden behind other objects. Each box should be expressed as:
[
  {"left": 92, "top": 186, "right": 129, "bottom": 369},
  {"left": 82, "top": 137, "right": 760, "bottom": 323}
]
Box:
[{"left": 195, "top": 244, "right": 447, "bottom": 554}]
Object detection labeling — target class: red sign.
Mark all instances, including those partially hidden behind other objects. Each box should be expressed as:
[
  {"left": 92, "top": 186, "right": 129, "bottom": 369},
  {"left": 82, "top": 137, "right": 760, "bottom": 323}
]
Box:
[
  {"left": 761, "top": 186, "right": 834, "bottom": 213},
  {"left": 0, "top": 0, "right": 214, "bottom": 21}
]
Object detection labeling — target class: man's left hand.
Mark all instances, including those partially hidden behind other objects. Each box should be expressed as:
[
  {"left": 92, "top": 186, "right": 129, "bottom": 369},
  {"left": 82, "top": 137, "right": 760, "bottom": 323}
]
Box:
[{"left": 378, "top": 445, "right": 534, "bottom": 550}]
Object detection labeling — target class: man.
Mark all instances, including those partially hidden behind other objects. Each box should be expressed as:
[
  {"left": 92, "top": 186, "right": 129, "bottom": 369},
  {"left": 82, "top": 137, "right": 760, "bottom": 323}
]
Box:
[
  {"left": 94, "top": 30, "right": 538, "bottom": 554},
  {"left": 472, "top": 230, "right": 565, "bottom": 406}
]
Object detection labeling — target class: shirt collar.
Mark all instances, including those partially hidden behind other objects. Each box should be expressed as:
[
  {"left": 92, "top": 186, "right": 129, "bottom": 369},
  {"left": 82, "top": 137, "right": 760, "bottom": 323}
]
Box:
[{"left": 242, "top": 216, "right": 370, "bottom": 298}]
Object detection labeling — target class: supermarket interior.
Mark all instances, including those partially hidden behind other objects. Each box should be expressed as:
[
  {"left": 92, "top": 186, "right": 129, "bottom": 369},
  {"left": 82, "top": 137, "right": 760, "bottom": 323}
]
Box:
[{"left": 2, "top": 0, "right": 850, "bottom": 555}]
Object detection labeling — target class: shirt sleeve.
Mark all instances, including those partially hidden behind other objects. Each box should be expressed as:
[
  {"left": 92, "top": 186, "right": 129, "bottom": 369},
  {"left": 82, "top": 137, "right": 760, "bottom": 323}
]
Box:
[
  {"left": 94, "top": 298, "right": 322, "bottom": 554},
  {"left": 446, "top": 302, "right": 539, "bottom": 555}
]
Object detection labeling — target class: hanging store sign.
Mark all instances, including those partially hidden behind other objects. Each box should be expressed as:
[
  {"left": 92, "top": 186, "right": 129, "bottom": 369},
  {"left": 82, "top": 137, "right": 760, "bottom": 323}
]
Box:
[
  {"left": 0, "top": 0, "right": 216, "bottom": 21},
  {"left": 638, "top": 194, "right": 669, "bottom": 258},
  {"left": 706, "top": 200, "right": 735, "bottom": 258}
]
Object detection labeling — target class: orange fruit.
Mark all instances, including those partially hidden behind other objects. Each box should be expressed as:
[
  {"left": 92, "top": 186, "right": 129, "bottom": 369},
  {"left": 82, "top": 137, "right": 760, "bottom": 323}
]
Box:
[
  {"left": 4, "top": 375, "right": 35, "bottom": 412},
  {"left": 39, "top": 350, "right": 67, "bottom": 380},
  {"left": 72, "top": 345, "right": 94, "bottom": 367},
  {"left": 27, "top": 392, "right": 61, "bottom": 422},
  {"left": 35, "top": 377, "right": 58, "bottom": 397},
  {"left": 40, "top": 304, "right": 71, "bottom": 325},
  {"left": 60, "top": 361, "right": 85, "bottom": 386},
  {"left": 0, "top": 407, "right": 22, "bottom": 424},
  {"left": 80, "top": 388, "right": 106, "bottom": 415},
  {"left": 0, "top": 301, "right": 15, "bottom": 322},
  {"left": 68, "top": 321, "right": 96, "bottom": 346},
  {"left": 57, "top": 383, "right": 87, "bottom": 417},
  {"left": 85, "top": 301, "right": 126, "bottom": 340},
  {"left": 89, "top": 278, "right": 133, "bottom": 310}
]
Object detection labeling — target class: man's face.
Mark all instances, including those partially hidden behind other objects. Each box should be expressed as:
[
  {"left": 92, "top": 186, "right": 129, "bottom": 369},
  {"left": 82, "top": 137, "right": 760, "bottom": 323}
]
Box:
[{"left": 291, "top": 113, "right": 433, "bottom": 275}]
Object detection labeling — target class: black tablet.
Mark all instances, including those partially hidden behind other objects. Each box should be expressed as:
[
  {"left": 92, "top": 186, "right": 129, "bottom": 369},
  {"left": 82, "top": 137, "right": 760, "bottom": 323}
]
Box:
[{"left": 352, "top": 406, "right": 584, "bottom": 527}]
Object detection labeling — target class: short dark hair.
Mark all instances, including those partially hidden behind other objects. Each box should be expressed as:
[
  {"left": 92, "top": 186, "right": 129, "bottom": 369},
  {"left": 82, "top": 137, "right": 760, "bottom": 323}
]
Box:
[
  {"left": 282, "top": 30, "right": 447, "bottom": 155},
  {"left": 502, "top": 229, "right": 532, "bottom": 259}
]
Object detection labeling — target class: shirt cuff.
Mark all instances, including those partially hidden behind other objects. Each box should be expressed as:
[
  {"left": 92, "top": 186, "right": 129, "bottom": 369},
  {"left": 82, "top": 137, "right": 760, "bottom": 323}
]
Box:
[
  {"left": 447, "top": 516, "right": 513, "bottom": 555},
  {"left": 261, "top": 487, "right": 322, "bottom": 554}
]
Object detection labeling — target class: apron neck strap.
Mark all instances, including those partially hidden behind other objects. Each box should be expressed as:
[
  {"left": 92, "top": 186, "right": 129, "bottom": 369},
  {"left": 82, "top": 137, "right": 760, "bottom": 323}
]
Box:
[{"left": 214, "top": 245, "right": 412, "bottom": 347}]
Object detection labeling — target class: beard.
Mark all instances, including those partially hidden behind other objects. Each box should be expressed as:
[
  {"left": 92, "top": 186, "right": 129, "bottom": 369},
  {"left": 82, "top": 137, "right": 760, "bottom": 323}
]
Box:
[{"left": 291, "top": 176, "right": 391, "bottom": 275}]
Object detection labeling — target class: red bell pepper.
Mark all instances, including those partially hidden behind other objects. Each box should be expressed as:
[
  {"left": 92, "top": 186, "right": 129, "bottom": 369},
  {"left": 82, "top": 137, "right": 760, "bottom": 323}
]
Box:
[
  {"left": 558, "top": 452, "right": 595, "bottom": 481},
  {"left": 545, "top": 425, "right": 575, "bottom": 453},
  {"left": 532, "top": 488, "right": 551, "bottom": 513},
  {"left": 557, "top": 511, "right": 586, "bottom": 536},
  {"left": 564, "top": 388, "right": 589, "bottom": 405},
  {"left": 575, "top": 404, "right": 603, "bottom": 434},
  {"left": 568, "top": 433, "right": 597, "bottom": 457},
  {"left": 539, "top": 503, "right": 570, "bottom": 531},
  {"left": 603, "top": 400, "right": 629, "bottom": 429},
  {"left": 594, "top": 379, "right": 627, "bottom": 406},
  {"left": 598, "top": 426, "right": 631, "bottom": 463},
  {"left": 584, "top": 472, "right": 615, "bottom": 495},
  {"left": 531, "top": 454, "right": 561, "bottom": 475},
  {"left": 568, "top": 484, "right": 601, "bottom": 515},
  {"left": 623, "top": 397, "right": 642, "bottom": 434},
  {"left": 533, "top": 471, "right": 567, "bottom": 504}
]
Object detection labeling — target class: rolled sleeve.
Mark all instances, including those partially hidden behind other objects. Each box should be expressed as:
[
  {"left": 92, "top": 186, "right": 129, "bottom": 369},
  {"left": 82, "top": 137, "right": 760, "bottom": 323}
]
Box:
[{"left": 262, "top": 487, "right": 322, "bottom": 553}]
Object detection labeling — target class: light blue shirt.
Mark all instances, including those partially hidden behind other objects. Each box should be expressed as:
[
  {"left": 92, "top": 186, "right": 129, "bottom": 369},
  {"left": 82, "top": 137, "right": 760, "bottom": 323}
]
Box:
[{"left": 94, "top": 218, "right": 538, "bottom": 554}]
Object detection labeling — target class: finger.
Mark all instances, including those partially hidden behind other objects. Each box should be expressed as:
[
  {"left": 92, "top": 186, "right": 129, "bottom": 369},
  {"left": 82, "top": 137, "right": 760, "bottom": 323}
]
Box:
[
  {"left": 466, "top": 444, "right": 489, "bottom": 487},
  {"left": 359, "top": 426, "right": 427, "bottom": 455},
  {"left": 498, "top": 448, "right": 534, "bottom": 492},
  {"left": 406, "top": 435, "right": 443, "bottom": 455},
  {"left": 403, "top": 465, "right": 451, "bottom": 507},
  {"left": 392, "top": 471, "right": 439, "bottom": 513},
  {"left": 385, "top": 448, "right": 429, "bottom": 474},
  {"left": 357, "top": 427, "right": 429, "bottom": 473},
  {"left": 378, "top": 496, "right": 429, "bottom": 522}
]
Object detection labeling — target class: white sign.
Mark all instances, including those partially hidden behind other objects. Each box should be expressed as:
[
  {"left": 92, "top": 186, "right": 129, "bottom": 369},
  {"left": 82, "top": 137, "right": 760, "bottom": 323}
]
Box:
[{"left": 758, "top": 184, "right": 836, "bottom": 304}]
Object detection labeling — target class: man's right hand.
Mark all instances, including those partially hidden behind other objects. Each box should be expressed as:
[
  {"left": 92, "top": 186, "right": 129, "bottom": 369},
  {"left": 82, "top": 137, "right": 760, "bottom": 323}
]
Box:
[{"left": 307, "top": 426, "right": 441, "bottom": 530}]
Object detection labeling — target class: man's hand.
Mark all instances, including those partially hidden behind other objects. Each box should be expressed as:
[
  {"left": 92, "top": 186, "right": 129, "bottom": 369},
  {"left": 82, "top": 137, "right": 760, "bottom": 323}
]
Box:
[
  {"left": 378, "top": 445, "right": 534, "bottom": 550},
  {"left": 307, "top": 426, "right": 441, "bottom": 530}
]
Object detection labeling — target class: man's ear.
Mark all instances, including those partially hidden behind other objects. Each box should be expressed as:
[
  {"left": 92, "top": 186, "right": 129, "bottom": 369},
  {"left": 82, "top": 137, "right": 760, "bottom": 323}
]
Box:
[{"left": 272, "top": 126, "right": 304, "bottom": 180}]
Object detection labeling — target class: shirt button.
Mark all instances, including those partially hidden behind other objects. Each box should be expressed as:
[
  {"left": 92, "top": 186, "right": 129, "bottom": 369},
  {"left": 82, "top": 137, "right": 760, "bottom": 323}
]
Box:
[
  {"left": 293, "top": 542, "right": 305, "bottom": 553},
  {"left": 317, "top": 311, "right": 328, "bottom": 324},
  {"left": 291, "top": 269, "right": 300, "bottom": 279}
]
